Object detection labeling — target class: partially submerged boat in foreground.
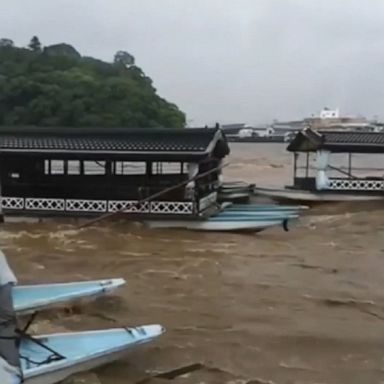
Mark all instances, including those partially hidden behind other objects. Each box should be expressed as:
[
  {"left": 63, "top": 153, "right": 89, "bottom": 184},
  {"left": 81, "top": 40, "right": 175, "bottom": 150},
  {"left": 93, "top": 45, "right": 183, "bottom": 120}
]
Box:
[
  {"left": 254, "top": 129, "right": 384, "bottom": 203},
  {"left": 13, "top": 278, "right": 126, "bottom": 315},
  {"left": 0, "top": 251, "right": 164, "bottom": 384}
]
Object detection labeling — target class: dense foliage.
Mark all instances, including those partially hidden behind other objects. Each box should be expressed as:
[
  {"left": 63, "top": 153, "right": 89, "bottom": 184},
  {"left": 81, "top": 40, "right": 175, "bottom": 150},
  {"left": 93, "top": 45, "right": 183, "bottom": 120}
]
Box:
[{"left": 0, "top": 37, "right": 185, "bottom": 128}]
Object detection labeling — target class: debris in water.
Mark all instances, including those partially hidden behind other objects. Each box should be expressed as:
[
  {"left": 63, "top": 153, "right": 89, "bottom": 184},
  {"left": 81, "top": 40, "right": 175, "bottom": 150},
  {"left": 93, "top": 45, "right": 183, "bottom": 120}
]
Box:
[{"left": 137, "top": 363, "right": 204, "bottom": 382}]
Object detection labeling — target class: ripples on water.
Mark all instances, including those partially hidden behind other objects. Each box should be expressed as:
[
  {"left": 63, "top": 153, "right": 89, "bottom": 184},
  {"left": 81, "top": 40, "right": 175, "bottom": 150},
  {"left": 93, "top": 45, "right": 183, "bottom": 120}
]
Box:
[{"left": 2, "top": 143, "right": 384, "bottom": 383}]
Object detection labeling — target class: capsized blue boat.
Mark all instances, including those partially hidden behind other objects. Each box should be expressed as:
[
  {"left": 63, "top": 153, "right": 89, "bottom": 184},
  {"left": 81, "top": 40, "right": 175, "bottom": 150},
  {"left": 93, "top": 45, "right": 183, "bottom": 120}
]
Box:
[
  {"left": 215, "top": 210, "right": 300, "bottom": 217},
  {"left": 13, "top": 278, "right": 126, "bottom": 315},
  {"left": 208, "top": 214, "right": 298, "bottom": 221},
  {"left": 21, "top": 325, "right": 164, "bottom": 384},
  {"left": 225, "top": 204, "right": 308, "bottom": 211}
]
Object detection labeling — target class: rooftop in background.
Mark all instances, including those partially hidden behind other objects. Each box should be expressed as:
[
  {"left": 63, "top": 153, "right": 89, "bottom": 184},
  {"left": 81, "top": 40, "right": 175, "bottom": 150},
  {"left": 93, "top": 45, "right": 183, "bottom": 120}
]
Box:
[
  {"left": 287, "top": 128, "right": 384, "bottom": 153},
  {"left": 0, "top": 127, "right": 230, "bottom": 161}
]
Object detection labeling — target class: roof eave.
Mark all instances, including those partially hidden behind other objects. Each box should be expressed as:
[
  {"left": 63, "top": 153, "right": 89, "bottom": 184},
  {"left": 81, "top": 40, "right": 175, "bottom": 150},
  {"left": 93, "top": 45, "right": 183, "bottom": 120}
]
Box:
[
  {"left": 322, "top": 144, "right": 384, "bottom": 154},
  {"left": 0, "top": 148, "right": 212, "bottom": 161}
]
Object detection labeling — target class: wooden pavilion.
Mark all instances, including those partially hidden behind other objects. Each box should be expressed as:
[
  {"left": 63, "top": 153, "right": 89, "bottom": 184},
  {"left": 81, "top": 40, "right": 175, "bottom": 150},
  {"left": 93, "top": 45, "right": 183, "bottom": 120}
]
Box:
[{"left": 0, "top": 127, "right": 230, "bottom": 218}]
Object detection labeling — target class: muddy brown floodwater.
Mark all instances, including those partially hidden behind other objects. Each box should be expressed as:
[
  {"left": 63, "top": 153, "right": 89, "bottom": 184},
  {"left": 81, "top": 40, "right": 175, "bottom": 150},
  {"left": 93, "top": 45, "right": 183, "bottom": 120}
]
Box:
[{"left": 2, "top": 143, "right": 384, "bottom": 384}]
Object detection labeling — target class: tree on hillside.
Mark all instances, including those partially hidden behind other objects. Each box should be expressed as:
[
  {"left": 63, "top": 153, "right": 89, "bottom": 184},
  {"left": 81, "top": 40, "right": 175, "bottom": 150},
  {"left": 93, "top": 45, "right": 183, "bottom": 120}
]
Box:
[
  {"left": 0, "top": 39, "right": 185, "bottom": 128},
  {"left": 28, "top": 36, "right": 42, "bottom": 52},
  {"left": 0, "top": 38, "right": 14, "bottom": 47},
  {"left": 43, "top": 43, "right": 81, "bottom": 59},
  {"left": 114, "top": 50, "right": 135, "bottom": 67}
]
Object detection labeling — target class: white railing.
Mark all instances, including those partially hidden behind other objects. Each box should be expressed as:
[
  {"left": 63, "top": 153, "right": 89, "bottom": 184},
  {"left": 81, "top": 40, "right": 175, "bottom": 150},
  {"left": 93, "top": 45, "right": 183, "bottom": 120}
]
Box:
[
  {"left": 25, "top": 198, "right": 65, "bottom": 211},
  {"left": 1, "top": 197, "right": 196, "bottom": 215},
  {"left": 108, "top": 200, "right": 150, "bottom": 213},
  {"left": 1, "top": 197, "right": 24, "bottom": 209},
  {"left": 327, "top": 178, "right": 384, "bottom": 191}
]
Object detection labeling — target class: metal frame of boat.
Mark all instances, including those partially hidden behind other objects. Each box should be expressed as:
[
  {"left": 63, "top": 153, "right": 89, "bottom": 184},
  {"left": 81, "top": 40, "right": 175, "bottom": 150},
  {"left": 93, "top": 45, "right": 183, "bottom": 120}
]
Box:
[
  {"left": 0, "top": 127, "right": 229, "bottom": 219},
  {"left": 22, "top": 325, "right": 165, "bottom": 384},
  {"left": 254, "top": 129, "right": 384, "bottom": 202}
]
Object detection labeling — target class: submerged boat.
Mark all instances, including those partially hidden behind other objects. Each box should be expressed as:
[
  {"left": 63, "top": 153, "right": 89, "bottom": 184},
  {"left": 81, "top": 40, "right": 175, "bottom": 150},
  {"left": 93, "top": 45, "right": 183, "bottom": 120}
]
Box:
[
  {"left": 13, "top": 278, "right": 126, "bottom": 315},
  {"left": 254, "top": 129, "right": 384, "bottom": 203},
  {"left": 223, "top": 203, "right": 308, "bottom": 211},
  {"left": 146, "top": 214, "right": 297, "bottom": 232},
  {"left": 216, "top": 207, "right": 303, "bottom": 217},
  {"left": 21, "top": 325, "right": 164, "bottom": 384},
  {"left": 145, "top": 201, "right": 304, "bottom": 232}
]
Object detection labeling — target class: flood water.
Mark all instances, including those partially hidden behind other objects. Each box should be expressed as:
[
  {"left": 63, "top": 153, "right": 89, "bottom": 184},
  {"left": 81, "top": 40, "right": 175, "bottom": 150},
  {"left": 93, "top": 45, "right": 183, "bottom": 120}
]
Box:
[{"left": 3, "top": 143, "right": 384, "bottom": 384}]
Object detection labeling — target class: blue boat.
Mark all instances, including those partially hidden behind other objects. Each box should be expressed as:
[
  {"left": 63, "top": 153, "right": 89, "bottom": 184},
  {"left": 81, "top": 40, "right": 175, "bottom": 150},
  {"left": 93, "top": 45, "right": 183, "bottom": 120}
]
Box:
[
  {"left": 224, "top": 204, "right": 308, "bottom": 211},
  {"left": 214, "top": 210, "right": 300, "bottom": 217},
  {"left": 208, "top": 214, "right": 298, "bottom": 221},
  {"left": 13, "top": 278, "right": 126, "bottom": 315}
]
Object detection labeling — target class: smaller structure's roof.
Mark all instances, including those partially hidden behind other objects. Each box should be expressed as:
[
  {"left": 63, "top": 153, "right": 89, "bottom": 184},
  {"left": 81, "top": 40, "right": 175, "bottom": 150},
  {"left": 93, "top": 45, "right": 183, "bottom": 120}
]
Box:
[
  {"left": 0, "top": 127, "right": 230, "bottom": 161},
  {"left": 287, "top": 128, "right": 384, "bottom": 153}
]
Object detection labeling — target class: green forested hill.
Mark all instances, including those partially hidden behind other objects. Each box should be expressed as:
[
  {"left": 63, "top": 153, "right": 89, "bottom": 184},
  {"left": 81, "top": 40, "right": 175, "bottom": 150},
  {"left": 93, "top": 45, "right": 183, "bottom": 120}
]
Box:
[{"left": 0, "top": 37, "right": 185, "bottom": 128}]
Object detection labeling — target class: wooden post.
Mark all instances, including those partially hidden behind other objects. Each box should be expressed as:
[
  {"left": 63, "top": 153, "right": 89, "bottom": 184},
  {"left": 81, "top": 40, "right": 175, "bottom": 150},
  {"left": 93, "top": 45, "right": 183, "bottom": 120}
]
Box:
[
  {"left": 46, "top": 159, "right": 52, "bottom": 175},
  {"left": 305, "top": 153, "right": 309, "bottom": 177},
  {"left": 146, "top": 161, "right": 152, "bottom": 176},
  {"left": 348, "top": 153, "right": 352, "bottom": 179},
  {"left": 293, "top": 153, "right": 298, "bottom": 180},
  {"left": 0, "top": 170, "right": 4, "bottom": 224},
  {"left": 105, "top": 160, "right": 112, "bottom": 176}
]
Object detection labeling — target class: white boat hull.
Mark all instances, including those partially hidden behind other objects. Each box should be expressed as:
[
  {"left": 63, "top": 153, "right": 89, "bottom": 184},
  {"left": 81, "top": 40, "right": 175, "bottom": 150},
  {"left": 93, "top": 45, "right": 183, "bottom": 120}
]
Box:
[
  {"left": 24, "top": 349, "right": 128, "bottom": 384},
  {"left": 22, "top": 325, "right": 164, "bottom": 384}
]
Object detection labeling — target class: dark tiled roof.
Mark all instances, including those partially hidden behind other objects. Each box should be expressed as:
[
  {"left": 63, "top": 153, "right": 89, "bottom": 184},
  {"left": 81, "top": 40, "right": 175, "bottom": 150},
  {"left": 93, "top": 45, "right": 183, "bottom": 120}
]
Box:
[
  {"left": 287, "top": 129, "right": 384, "bottom": 153},
  {"left": 322, "top": 131, "right": 384, "bottom": 145},
  {"left": 0, "top": 127, "right": 229, "bottom": 160}
]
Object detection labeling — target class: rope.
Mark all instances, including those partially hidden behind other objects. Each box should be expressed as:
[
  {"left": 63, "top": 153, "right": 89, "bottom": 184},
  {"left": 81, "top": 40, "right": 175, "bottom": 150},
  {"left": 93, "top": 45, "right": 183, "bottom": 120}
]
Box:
[
  {"left": 0, "top": 311, "right": 65, "bottom": 373},
  {"left": 79, "top": 162, "right": 229, "bottom": 228}
]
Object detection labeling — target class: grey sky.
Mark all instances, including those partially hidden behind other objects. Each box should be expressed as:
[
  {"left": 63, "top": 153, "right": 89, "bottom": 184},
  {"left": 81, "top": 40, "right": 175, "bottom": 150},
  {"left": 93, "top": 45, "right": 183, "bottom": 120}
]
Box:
[{"left": 2, "top": 0, "right": 384, "bottom": 125}]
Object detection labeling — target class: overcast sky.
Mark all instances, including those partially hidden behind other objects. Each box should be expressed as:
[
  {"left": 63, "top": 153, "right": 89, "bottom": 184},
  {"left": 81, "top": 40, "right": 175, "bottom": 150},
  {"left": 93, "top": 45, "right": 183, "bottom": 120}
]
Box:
[{"left": 2, "top": 0, "right": 384, "bottom": 125}]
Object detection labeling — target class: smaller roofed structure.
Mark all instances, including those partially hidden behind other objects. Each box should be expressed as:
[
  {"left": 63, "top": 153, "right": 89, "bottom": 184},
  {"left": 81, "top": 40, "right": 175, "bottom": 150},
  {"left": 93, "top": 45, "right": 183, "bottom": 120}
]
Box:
[
  {"left": 287, "top": 128, "right": 384, "bottom": 153},
  {"left": 282, "top": 128, "right": 384, "bottom": 196}
]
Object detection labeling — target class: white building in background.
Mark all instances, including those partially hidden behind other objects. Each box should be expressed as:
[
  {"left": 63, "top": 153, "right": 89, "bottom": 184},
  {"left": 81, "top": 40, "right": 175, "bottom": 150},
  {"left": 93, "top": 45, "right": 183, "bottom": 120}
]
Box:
[
  {"left": 251, "top": 126, "right": 275, "bottom": 137},
  {"left": 319, "top": 108, "right": 340, "bottom": 119},
  {"left": 222, "top": 123, "right": 274, "bottom": 137},
  {"left": 238, "top": 128, "right": 253, "bottom": 138},
  {"left": 238, "top": 125, "right": 274, "bottom": 138}
]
